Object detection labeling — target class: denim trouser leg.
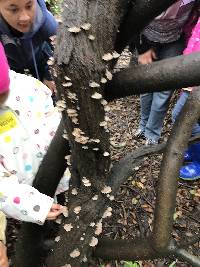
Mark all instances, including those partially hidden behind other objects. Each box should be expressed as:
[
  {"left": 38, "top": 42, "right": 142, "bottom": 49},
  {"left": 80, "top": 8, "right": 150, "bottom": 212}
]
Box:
[
  {"left": 172, "top": 91, "right": 200, "bottom": 136},
  {"left": 138, "top": 36, "right": 185, "bottom": 141},
  {"left": 144, "top": 90, "right": 172, "bottom": 141},
  {"left": 139, "top": 93, "right": 153, "bottom": 131}
]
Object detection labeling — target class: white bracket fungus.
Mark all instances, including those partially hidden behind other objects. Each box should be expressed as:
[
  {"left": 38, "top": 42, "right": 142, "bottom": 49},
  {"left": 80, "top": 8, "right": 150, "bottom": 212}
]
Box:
[{"left": 69, "top": 249, "right": 80, "bottom": 258}]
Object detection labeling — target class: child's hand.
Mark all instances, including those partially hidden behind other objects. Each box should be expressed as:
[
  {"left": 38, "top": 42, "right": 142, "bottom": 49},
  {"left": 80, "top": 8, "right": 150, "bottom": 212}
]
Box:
[
  {"left": 0, "top": 242, "right": 9, "bottom": 267},
  {"left": 138, "top": 48, "right": 157, "bottom": 65},
  {"left": 43, "top": 79, "right": 56, "bottom": 93},
  {"left": 46, "top": 204, "right": 63, "bottom": 220}
]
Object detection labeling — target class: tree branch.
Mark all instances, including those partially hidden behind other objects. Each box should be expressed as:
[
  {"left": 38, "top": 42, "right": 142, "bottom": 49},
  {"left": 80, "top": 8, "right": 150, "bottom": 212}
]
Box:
[
  {"left": 152, "top": 87, "right": 200, "bottom": 252},
  {"left": 33, "top": 119, "right": 70, "bottom": 196},
  {"left": 109, "top": 143, "right": 165, "bottom": 191},
  {"left": 105, "top": 52, "right": 200, "bottom": 101},
  {"left": 94, "top": 238, "right": 166, "bottom": 260}
]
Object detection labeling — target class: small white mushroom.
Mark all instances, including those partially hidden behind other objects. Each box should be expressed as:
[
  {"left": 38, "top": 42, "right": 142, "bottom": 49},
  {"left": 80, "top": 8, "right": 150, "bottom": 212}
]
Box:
[
  {"left": 103, "top": 152, "right": 110, "bottom": 157},
  {"left": 90, "top": 222, "right": 95, "bottom": 227},
  {"left": 82, "top": 256, "right": 88, "bottom": 262},
  {"left": 67, "top": 92, "right": 78, "bottom": 101},
  {"left": 64, "top": 76, "right": 71, "bottom": 81},
  {"left": 82, "top": 177, "right": 91, "bottom": 187},
  {"left": 69, "top": 249, "right": 80, "bottom": 258},
  {"left": 95, "top": 220, "right": 103, "bottom": 235},
  {"left": 89, "top": 81, "right": 100, "bottom": 88},
  {"left": 102, "top": 53, "right": 113, "bottom": 61},
  {"left": 105, "top": 69, "right": 113, "bottom": 80},
  {"left": 62, "top": 82, "right": 72, "bottom": 87},
  {"left": 67, "top": 109, "right": 78, "bottom": 117},
  {"left": 55, "top": 236, "right": 60, "bottom": 242},
  {"left": 102, "top": 207, "right": 112, "bottom": 218},
  {"left": 92, "top": 195, "right": 98, "bottom": 200},
  {"left": 62, "top": 207, "right": 69, "bottom": 217},
  {"left": 62, "top": 133, "right": 69, "bottom": 140},
  {"left": 101, "top": 99, "right": 108, "bottom": 106},
  {"left": 64, "top": 223, "right": 73, "bottom": 232},
  {"left": 56, "top": 100, "right": 66, "bottom": 109},
  {"left": 47, "top": 58, "right": 54, "bottom": 66},
  {"left": 105, "top": 116, "right": 111, "bottom": 122},
  {"left": 99, "top": 121, "right": 107, "bottom": 127},
  {"left": 109, "top": 195, "right": 115, "bottom": 201},
  {"left": 81, "top": 23, "right": 91, "bottom": 30},
  {"left": 112, "top": 51, "right": 120, "bottom": 58},
  {"left": 88, "top": 34, "right": 95, "bottom": 40},
  {"left": 72, "top": 117, "right": 79, "bottom": 124},
  {"left": 72, "top": 188, "right": 78, "bottom": 195},
  {"left": 74, "top": 206, "right": 81, "bottom": 214},
  {"left": 89, "top": 237, "right": 98, "bottom": 247},
  {"left": 68, "top": 26, "right": 81, "bottom": 33},
  {"left": 104, "top": 106, "right": 111, "bottom": 112},
  {"left": 100, "top": 77, "right": 107, "bottom": 84},
  {"left": 101, "top": 186, "right": 112, "bottom": 194},
  {"left": 90, "top": 139, "right": 100, "bottom": 143},
  {"left": 91, "top": 92, "right": 102, "bottom": 99},
  {"left": 55, "top": 218, "right": 62, "bottom": 224}
]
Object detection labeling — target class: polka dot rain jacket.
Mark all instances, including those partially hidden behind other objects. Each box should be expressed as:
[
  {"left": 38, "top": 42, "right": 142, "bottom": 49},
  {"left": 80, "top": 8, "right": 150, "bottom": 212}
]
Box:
[{"left": 0, "top": 71, "right": 70, "bottom": 225}]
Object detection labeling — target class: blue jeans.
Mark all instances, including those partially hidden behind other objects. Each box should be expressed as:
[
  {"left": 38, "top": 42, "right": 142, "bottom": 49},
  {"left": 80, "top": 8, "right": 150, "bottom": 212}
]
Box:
[
  {"left": 139, "top": 37, "right": 185, "bottom": 142},
  {"left": 172, "top": 91, "right": 200, "bottom": 136}
]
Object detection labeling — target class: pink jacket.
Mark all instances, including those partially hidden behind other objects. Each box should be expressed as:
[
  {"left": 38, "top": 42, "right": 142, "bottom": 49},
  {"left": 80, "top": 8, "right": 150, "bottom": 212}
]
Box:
[{"left": 184, "top": 17, "right": 200, "bottom": 55}]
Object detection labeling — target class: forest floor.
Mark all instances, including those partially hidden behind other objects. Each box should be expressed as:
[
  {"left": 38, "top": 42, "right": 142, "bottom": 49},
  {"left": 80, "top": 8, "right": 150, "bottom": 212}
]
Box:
[
  {"left": 98, "top": 51, "right": 200, "bottom": 267},
  {"left": 6, "top": 51, "right": 200, "bottom": 267}
]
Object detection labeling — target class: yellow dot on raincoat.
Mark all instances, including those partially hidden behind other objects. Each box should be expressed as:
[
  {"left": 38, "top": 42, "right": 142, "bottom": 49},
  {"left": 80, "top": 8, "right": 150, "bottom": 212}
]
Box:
[
  {"left": 36, "top": 80, "right": 43, "bottom": 88},
  {"left": 36, "top": 112, "right": 42, "bottom": 118},
  {"left": 4, "top": 136, "right": 12, "bottom": 143}
]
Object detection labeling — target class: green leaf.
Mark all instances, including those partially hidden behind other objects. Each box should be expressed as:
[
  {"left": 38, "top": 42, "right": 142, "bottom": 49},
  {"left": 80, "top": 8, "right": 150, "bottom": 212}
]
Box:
[
  {"left": 169, "top": 261, "right": 176, "bottom": 267},
  {"left": 123, "top": 261, "right": 140, "bottom": 267}
]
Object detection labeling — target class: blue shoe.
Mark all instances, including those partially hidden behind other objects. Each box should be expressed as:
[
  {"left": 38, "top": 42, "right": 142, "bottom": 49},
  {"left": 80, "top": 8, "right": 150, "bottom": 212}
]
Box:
[
  {"left": 184, "top": 150, "right": 193, "bottom": 162},
  {"left": 183, "top": 142, "right": 200, "bottom": 162},
  {"left": 189, "top": 142, "right": 200, "bottom": 162},
  {"left": 180, "top": 162, "right": 200, "bottom": 181}
]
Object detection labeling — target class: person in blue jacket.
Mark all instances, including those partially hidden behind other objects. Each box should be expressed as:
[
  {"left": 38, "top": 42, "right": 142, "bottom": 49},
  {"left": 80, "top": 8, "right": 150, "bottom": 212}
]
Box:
[{"left": 0, "top": 0, "right": 58, "bottom": 92}]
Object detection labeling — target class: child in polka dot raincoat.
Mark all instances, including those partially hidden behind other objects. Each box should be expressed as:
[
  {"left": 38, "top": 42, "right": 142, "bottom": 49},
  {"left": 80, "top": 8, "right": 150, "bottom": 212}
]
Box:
[{"left": 0, "top": 43, "right": 69, "bottom": 266}]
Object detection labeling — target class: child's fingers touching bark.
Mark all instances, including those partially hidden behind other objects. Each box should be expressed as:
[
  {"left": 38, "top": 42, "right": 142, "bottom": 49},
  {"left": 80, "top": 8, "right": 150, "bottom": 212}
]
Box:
[{"left": 0, "top": 242, "right": 8, "bottom": 267}]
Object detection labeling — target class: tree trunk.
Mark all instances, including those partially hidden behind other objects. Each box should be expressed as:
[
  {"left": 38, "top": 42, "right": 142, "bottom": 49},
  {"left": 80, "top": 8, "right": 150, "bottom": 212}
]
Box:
[{"left": 46, "top": 0, "right": 128, "bottom": 266}]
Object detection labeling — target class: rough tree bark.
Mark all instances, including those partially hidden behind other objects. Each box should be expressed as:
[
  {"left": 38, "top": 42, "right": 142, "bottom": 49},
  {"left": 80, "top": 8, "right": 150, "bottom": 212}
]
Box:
[
  {"left": 45, "top": 0, "right": 129, "bottom": 266},
  {"left": 13, "top": 0, "right": 200, "bottom": 266}
]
